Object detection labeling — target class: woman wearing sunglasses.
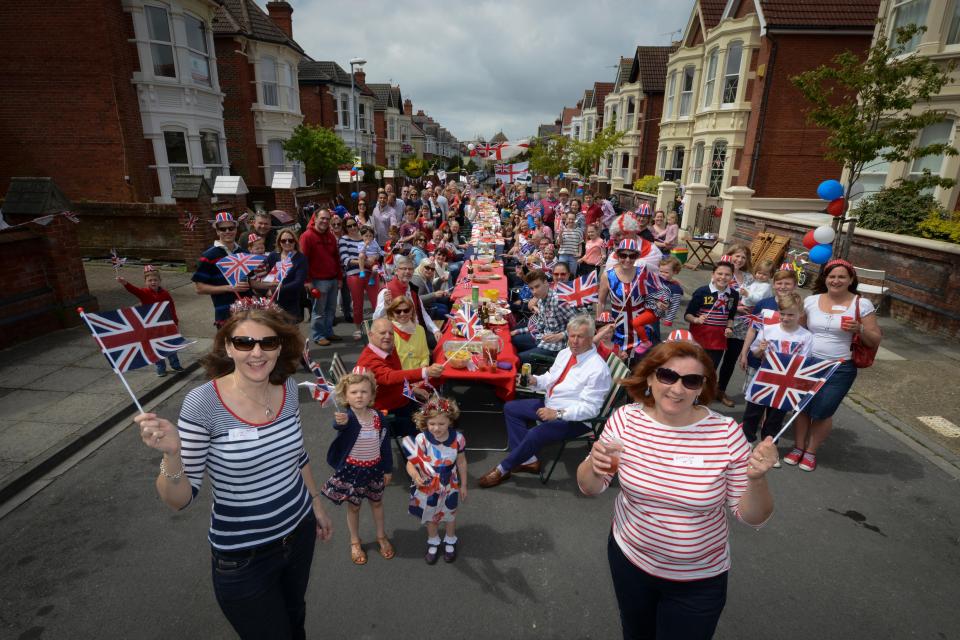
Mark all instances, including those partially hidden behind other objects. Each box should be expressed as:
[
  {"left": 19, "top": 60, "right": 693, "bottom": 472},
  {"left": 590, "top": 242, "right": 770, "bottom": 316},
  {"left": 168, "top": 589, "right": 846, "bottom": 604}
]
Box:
[
  {"left": 253, "top": 228, "right": 308, "bottom": 323},
  {"left": 385, "top": 295, "right": 429, "bottom": 370},
  {"left": 133, "top": 304, "right": 334, "bottom": 637},
  {"left": 578, "top": 340, "right": 776, "bottom": 640}
]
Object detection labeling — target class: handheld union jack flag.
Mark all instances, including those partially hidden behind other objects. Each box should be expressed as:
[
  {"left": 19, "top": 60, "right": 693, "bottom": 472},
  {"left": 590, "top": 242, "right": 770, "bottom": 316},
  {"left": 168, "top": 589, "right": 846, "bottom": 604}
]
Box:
[
  {"left": 401, "top": 435, "right": 439, "bottom": 492},
  {"left": 263, "top": 255, "right": 294, "bottom": 285},
  {"left": 746, "top": 351, "right": 842, "bottom": 412},
  {"left": 82, "top": 302, "right": 191, "bottom": 372},
  {"left": 745, "top": 308, "right": 781, "bottom": 331},
  {"left": 110, "top": 248, "right": 127, "bottom": 275},
  {"left": 216, "top": 252, "right": 266, "bottom": 287},
  {"left": 555, "top": 271, "right": 599, "bottom": 307},
  {"left": 182, "top": 212, "right": 199, "bottom": 231},
  {"left": 454, "top": 304, "right": 482, "bottom": 340},
  {"left": 299, "top": 341, "right": 332, "bottom": 407},
  {"left": 62, "top": 211, "right": 80, "bottom": 224}
]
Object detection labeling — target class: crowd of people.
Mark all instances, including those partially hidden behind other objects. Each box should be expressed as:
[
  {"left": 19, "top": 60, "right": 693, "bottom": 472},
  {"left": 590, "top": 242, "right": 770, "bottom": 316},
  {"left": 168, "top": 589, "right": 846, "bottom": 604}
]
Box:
[{"left": 131, "top": 177, "right": 881, "bottom": 639}]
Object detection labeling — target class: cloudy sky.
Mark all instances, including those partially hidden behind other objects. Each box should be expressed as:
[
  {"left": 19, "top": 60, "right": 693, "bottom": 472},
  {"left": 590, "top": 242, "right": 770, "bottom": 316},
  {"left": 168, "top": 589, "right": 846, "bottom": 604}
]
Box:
[{"left": 285, "top": 0, "right": 692, "bottom": 142}]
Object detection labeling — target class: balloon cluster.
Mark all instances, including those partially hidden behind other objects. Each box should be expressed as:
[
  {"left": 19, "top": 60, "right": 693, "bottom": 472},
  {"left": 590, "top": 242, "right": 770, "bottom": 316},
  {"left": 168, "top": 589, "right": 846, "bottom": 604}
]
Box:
[
  {"left": 468, "top": 143, "right": 477, "bottom": 157},
  {"left": 806, "top": 179, "right": 847, "bottom": 264}
]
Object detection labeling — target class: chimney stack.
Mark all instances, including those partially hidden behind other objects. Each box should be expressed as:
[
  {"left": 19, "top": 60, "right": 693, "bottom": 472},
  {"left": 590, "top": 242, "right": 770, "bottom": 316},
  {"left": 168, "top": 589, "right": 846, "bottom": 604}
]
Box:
[
  {"left": 265, "top": 1, "right": 294, "bottom": 39},
  {"left": 403, "top": 99, "right": 413, "bottom": 116}
]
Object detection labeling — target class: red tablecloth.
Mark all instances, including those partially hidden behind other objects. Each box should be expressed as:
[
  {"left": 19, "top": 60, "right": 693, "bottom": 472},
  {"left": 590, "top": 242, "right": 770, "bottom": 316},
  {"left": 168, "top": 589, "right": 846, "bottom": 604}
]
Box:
[
  {"left": 433, "top": 322, "right": 518, "bottom": 402},
  {"left": 450, "top": 261, "right": 509, "bottom": 302}
]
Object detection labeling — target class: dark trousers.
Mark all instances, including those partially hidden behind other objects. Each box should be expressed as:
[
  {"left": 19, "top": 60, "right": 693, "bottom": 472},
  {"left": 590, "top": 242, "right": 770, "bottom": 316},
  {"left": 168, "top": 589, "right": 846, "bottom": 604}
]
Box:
[
  {"left": 501, "top": 398, "right": 590, "bottom": 470},
  {"left": 212, "top": 513, "right": 317, "bottom": 640},
  {"left": 741, "top": 401, "right": 788, "bottom": 442},
  {"left": 607, "top": 533, "right": 727, "bottom": 640},
  {"left": 389, "top": 399, "right": 419, "bottom": 438},
  {"left": 511, "top": 332, "right": 559, "bottom": 369},
  {"left": 339, "top": 275, "right": 352, "bottom": 323},
  {"left": 716, "top": 338, "right": 744, "bottom": 394},
  {"left": 705, "top": 349, "right": 724, "bottom": 372}
]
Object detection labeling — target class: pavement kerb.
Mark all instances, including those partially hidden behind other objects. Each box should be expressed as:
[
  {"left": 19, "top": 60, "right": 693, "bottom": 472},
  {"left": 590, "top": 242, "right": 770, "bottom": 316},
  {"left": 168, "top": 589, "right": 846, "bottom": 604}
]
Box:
[
  {"left": 845, "top": 391, "right": 960, "bottom": 482},
  {"left": 0, "top": 360, "right": 203, "bottom": 506}
]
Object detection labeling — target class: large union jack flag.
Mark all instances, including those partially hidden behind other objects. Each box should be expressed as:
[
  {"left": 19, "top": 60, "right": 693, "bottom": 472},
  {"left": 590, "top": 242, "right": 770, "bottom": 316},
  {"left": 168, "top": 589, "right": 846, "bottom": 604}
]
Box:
[
  {"left": 555, "top": 271, "right": 599, "bottom": 307},
  {"left": 454, "top": 304, "right": 482, "bottom": 340},
  {"left": 216, "top": 252, "right": 267, "bottom": 287},
  {"left": 746, "top": 351, "right": 842, "bottom": 412},
  {"left": 84, "top": 303, "right": 191, "bottom": 371}
]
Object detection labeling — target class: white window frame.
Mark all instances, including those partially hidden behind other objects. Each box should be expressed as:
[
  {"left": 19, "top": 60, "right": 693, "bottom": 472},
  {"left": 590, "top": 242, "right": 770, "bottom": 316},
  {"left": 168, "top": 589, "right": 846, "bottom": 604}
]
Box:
[
  {"left": 358, "top": 102, "right": 367, "bottom": 133},
  {"left": 339, "top": 93, "right": 350, "bottom": 129},
  {"left": 279, "top": 62, "right": 297, "bottom": 112},
  {"left": 657, "top": 146, "right": 668, "bottom": 178},
  {"left": 145, "top": 5, "right": 176, "bottom": 79},
  {"left": 948, "top": 0, "right": 960, "bottom": 45},
  {"left": 908, "top": 120, "right": 953, "bottom": 184},
  {"left": 722, "top": 42, "right": 743, "bottom": 105},
  {"left": 267, "top": 139, "right": 286, "bottom": 181},
  {"left": 708, "top": 141, "right": 728, "bottom": 197},
  {"left": 261, "top": 56, "right": 279, "bottom": 107},
  {"left": 889, "top": 0, "right": 930, "bottom": 52},
  {"left": 162, "top": 128, "right": 191, "bottom": 185},
  {"left": 183, "top": 13, "right": 211, "bottom": 87},
  {"left": 679, "top": 66, "right": 695, "bottom": 117},
  {"left": 671, "top": 145, "right": 685, "bottom": 181},
  {"left": 703, "top": 48, "right": 718, "bottom": 107},
  {"left": 666, "top": 70, "right": 677, "bottom": 118},
  {"left": 199, "top": 130, "right": 223, "bottom": 179},
  {"left": 388, "top": 117, "right": 396, "bottom": 141},
  {"left": 691, "top": 141, "right": 705, "bottom": 183},
  {"left": 859, "top": 147, "right": 892, "bottom": 197}
]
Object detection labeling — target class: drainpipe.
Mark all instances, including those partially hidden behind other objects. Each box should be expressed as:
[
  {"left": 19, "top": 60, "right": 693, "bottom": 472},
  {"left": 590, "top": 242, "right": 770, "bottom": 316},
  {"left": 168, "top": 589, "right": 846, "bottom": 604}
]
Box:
[{"left": 748, "top": 33, "right": 777, "bottom": 189}]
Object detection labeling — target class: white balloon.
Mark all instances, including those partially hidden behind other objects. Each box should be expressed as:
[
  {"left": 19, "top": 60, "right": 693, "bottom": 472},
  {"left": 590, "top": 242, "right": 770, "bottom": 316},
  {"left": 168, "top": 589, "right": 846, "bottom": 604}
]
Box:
[
  {"left": 467, "top": 143, "right": 475, "bottom": 151},
  {"left": 358, "top": 170, "right": 365, "bottom": 178},
  {"left": 813, "top": 225, "right": 836, "bottom": 244}
]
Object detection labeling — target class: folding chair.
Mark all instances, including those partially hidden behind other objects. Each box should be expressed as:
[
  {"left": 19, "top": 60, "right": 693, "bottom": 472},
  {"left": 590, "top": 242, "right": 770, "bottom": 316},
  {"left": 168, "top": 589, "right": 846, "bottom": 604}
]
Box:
[
  {"left": 539, "top": 356, "right": 631, "bottom": 483},
  {"left": 328, "top": 352, "right": 348, "bottom": 384}
]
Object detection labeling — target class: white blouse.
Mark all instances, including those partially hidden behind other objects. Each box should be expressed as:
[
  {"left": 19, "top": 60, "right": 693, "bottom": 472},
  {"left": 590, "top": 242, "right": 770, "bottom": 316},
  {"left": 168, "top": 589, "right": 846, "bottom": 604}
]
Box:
[{"left": 804, "top": 294, "right": 875, "bottom": 360}]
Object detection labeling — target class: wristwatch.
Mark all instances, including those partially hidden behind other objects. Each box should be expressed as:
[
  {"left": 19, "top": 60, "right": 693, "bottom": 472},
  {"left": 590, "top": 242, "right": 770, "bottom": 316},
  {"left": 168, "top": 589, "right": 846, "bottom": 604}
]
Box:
[{"left": 557, "top": 409, "right": 565, "bottom": 420}]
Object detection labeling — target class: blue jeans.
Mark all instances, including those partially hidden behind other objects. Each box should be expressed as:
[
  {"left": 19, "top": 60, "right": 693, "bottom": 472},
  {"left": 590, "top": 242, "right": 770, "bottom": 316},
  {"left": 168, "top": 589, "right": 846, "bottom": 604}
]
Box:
[
  {"left": 310, "top": 278, "right": 338, "bottom": 341},
  {"left": 501, "top": 398, "right": 590, "bottom": 470},
  {"left": 155, "top": 352, "right": 181, "bottom": 374},
  {"left": 212, "top": 513, "right": 317, "bottom": 639},
  {"left": 557, "top": 254, "right": 578, "bottom": 275}
]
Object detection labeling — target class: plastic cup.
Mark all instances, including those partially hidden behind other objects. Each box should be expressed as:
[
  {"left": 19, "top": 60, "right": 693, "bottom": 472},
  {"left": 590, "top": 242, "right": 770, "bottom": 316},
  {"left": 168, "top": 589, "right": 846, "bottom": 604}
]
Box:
[
  {"left": 605, "top": 438, "right": 624, "bottom": 474},
  {"left": 841, "top": 315, "right": 853, "bottom": 329}
]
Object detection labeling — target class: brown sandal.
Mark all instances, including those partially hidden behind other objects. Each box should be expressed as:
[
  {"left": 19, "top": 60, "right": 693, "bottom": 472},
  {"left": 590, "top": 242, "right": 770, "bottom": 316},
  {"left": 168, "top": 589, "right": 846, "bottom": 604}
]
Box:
[
  {"left": 376, "top": 536, "right": 395, "bottom": 560},
  {"left": 350, "top": 541, "right": 367, "bottom": 565}
]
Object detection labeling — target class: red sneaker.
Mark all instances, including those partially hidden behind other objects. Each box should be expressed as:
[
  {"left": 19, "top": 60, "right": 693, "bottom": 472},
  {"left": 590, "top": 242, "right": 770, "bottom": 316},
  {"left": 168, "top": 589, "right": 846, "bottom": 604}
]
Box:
[
  {"left": 783, "top": 448, "right": 804, "bottom": 466},
  {"left": 799, "top": 452, "right": 817, "bottom": 472}
]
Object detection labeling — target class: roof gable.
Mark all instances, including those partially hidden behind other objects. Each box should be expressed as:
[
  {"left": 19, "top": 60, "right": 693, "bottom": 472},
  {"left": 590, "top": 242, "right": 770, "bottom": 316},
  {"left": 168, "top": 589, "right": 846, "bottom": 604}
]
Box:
[
  {"left": 630, "top": 45, "right": 676, "bottom": 93},
  {"left": 755, "top": 0, "right": 881, "bottom": 31},
  {"left": 593, "top": 82, "right": 615, "bottom": 111},
  {"left": 582, "top": 89, "right": 595, "bottom": 110},
  {"left": 213, "top": 0, "right": 305, "bottom": 55}
]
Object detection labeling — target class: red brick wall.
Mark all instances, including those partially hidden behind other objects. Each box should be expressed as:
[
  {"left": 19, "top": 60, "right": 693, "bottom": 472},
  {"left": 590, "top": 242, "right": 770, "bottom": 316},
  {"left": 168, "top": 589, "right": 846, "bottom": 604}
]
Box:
[
  {"left": 733, "top": 212, "right": 960, "bottom": 338},
  {"left": 374, "top": 111, "right": 387, "bottom": 166},
  {"left": 0, "top": 215, "right": 98, "bottom": 348},
  {"left": 300, "top": 84, "right": 337, "bottom": 129},
  {"left": 0, "top": 1, "right": 156, "bottom": 203},
  {"left": 738, "top": 33, "right": 871, "bottom": 198},
  {"left": 216, "top": 38, "right": 264, "bottom": 188},
  {"left": 636, "top": 94, "right": 665, "bottom": 177}
]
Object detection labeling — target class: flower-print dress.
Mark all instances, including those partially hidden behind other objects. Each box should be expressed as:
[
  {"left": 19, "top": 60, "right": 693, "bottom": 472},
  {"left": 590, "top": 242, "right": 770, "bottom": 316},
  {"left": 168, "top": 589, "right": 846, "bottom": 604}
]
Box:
[{"left": 408, "top": 429, "right": 466, "bottom": 524}]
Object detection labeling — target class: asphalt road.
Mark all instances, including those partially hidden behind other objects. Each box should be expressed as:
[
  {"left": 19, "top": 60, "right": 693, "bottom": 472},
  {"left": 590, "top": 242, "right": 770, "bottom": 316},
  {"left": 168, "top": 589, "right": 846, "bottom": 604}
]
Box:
[{"left": 1, "top": 370, "right": 959, "bottom": 640}]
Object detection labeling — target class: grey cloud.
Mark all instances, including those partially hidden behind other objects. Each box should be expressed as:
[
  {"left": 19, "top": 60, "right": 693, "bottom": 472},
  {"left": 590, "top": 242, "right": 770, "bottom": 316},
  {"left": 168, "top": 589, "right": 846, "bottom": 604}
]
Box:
[{"left": 286, "top": 0, "right": 689, "bottom": 139}]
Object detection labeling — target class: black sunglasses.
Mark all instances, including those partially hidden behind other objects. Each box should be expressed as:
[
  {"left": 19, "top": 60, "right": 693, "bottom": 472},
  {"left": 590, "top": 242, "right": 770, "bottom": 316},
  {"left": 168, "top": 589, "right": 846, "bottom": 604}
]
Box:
[
  {"left": 217, "top": 226, "right": 237, "bottom": 232},
  {"left": 617, "top": 252, "right": 639, "bottom": 259},
  {"left": 229, "top": 335, "right": 281, "bottom": 351},
  {"left": 345, "top": 222, "right": 357, "bottom": 228},
  {"left": 654, "top": 367, "right": 705, "bottom": 390},
  {"left": 280, "top": 238, "right": 296, "bottom": 244}
]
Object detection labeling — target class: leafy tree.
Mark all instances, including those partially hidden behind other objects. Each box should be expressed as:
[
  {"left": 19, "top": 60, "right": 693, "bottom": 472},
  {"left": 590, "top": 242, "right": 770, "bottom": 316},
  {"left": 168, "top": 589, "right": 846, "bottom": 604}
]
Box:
[
  {"left": 400, "top": 156, "right": 427, "bottom": 178},
  {"left": 529, "top": 134, "right": 573, "bottom": 178},
  {"left": 282, "top": 124, "right": 354, "bottom": 187},
  {"left": 464, "top": 158, "right": 479, "bottom": 173},
  {"left": 570, "top": 126, "right": 625, "bottom": 179},
  {"left": 792, "top": 21, "right": 956, "bottom": 257}
]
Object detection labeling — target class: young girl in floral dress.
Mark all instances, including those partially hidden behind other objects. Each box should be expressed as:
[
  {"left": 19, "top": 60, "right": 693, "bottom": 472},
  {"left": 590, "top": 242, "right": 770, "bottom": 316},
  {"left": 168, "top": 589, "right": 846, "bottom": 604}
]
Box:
[{"left": 404, "top": 396, "right": 467, "bottom": 565}]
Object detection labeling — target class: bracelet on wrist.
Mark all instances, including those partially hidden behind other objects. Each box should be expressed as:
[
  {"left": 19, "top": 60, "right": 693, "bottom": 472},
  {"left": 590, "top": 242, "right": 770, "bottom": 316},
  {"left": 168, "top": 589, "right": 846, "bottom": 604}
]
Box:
[{"left": 159, "top": 457, "right": 184, "bottom": 480}]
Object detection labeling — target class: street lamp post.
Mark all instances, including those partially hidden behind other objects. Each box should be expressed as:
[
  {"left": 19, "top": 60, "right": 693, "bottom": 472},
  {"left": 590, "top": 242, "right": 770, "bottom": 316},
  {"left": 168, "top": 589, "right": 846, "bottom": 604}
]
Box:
[{"left": 349, "top": 57, "right": 367, "bottom": 201}]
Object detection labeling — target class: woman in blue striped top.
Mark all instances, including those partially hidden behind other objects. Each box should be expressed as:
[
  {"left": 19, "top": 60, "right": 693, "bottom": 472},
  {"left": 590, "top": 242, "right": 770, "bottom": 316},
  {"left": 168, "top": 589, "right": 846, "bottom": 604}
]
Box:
[{"left": 134, "top": 305, "right": 333, "bottom": 638}]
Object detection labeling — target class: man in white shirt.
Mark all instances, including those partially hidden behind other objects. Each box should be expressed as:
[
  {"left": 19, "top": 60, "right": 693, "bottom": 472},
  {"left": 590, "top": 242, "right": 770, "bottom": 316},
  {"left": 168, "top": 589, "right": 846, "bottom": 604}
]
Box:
[{"left": 479, "top": 316, "right": 612, "bottom": 487}]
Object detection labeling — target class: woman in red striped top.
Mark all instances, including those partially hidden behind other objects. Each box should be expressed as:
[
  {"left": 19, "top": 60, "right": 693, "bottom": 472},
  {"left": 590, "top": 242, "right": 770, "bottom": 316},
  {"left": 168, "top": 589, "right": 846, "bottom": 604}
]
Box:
[{"left": 578, "top": 340, "right": 776, "bottom": 639}]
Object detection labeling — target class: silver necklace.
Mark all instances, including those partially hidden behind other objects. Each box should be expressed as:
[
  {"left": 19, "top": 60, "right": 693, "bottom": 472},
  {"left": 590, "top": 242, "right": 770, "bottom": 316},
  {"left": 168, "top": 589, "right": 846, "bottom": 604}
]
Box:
[{"left": 233, "top": 375, "right": 274, "bottom": 418}]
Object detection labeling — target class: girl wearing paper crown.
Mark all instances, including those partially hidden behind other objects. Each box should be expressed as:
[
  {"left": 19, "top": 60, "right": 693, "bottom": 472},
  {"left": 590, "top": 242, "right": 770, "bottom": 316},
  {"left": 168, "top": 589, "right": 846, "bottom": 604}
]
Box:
[{"left": 597, "top": 239, "right": 671, "bottom": 354}]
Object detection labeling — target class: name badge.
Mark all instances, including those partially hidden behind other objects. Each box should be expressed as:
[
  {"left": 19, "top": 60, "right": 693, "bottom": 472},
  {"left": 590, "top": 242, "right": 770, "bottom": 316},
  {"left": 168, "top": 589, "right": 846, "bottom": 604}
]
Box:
[
  {"left": 831, "top": 305, "right": 847, "bottom": 312},
  {"left": 674, "top": 455, "right": 704, "bottom": 467},
  {"left": 228, "top": 428, "right": 259, "bottom": 442},
  {"left": 358, "top": 429, "right": 377, "bottom": 440}
]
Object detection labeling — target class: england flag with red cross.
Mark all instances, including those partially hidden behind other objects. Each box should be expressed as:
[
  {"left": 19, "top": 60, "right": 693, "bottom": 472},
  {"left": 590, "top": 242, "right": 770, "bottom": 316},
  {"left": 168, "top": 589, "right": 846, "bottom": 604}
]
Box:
[
  {"left": 555, "top": 271, "right": 599, "bottom": 307},
  {"left": 84, "top": 303, "right": 191, "bottom": 371},
  {"left": 746, "top": 351, "right": 842, "bottom": 412},
  {"left": 216, "top": 252, "right": 267, "bottom": 287}
]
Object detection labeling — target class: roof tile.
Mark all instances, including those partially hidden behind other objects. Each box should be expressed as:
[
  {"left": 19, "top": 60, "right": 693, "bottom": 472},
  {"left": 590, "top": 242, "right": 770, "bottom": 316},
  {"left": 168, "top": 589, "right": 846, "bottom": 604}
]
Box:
[
  {"left": 212, "top": 0, "right": 304, "bottom": 55},
  {"left": 759, "top": 0, "right": 881, "bottom": 29}
]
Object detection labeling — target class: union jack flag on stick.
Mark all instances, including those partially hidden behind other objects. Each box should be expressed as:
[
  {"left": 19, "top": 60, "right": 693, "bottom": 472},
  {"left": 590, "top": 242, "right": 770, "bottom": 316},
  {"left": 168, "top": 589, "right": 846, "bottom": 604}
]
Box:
[
  {"left": 453, "top": 303, "right": 482, "bottom": 340},
  {"left": 78, "top": 303, "right": 194, "bottom": 412},
  {"left": 110, "top": 248, "right": 127, "bottom": 275},
  {"left": 216, "top": 252, "right": 267, "bottom": 287},
  {"left": 746, "top": 351, "right": 843, "bottom": 443},
  {"left": 555, "top": 271, "right": 599, "bottom": 307},
  {"left": 299, "top": 341, "right": 333, "bottom": 407},
  {"left": 182, "top": 212, "right": 199, "bottom": 231}
]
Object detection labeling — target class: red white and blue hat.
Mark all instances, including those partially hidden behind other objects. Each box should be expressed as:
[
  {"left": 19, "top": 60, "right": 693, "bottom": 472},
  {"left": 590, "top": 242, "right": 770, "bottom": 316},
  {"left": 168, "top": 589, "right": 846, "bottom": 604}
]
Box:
[
  {"left": 214, "top": 211, "right": 235, "bottom": 226},
  {"left": 143, "top": 265, "right": 159, "bottom": 274},
  {"left": 667, "top": 329, "right": 695, "bottom": 342},
  {"left": 617, "top": 239, "right": 640, "bottom": 253}
]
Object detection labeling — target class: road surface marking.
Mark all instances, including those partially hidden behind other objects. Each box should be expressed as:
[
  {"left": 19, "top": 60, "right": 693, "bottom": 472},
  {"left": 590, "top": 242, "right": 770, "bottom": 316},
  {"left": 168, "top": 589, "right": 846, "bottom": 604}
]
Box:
[
  {"left": 917, "top": 416, "right": 960, "bottom": 438},
  {"left": 874, "top": 346, "right": 905, "bottom": 361}
]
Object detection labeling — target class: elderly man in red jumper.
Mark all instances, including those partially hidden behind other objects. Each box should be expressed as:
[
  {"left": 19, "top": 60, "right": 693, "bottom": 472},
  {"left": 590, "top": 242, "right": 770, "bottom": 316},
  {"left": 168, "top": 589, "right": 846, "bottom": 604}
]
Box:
[{"left": 358, "top": 318, "right": 444, "bottom": 437}]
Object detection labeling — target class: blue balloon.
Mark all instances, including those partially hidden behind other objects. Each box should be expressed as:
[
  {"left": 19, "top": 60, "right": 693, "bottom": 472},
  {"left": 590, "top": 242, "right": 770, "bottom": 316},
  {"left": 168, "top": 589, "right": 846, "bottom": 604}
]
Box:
[
  {"left": 558, "top": 172, "right": 565, "bottom": 179},
  {"left": 576, "top": 188, "right": 584, "bottom": 195},
  {"left": 350, "top": 191, "right": 358, "bottom": 199},
  {"left": 817, "top": 179, "right": 844, "bottom": 201},
  {"left": 809, "top": 243, "right": 833, "bottom": 264}
]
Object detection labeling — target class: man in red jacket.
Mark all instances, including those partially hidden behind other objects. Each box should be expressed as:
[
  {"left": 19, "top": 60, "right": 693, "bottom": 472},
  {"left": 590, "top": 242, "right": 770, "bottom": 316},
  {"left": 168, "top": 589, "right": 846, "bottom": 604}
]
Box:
[
  {"left": 300, "top": 208, "right": 342, "bottom": 346},
  {"left": 358, "top": 318, "right": 444, "bottom": 437}
]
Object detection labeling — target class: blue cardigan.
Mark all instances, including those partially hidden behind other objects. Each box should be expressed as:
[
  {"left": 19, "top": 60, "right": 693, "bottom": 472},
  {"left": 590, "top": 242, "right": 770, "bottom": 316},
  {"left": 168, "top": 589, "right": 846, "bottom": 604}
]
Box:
[
  {"left": 265, "top": 251, "right": 308, "bottom": 319},
  {"left": 325, "top": 407, "right": 394, "bottom": 473}
]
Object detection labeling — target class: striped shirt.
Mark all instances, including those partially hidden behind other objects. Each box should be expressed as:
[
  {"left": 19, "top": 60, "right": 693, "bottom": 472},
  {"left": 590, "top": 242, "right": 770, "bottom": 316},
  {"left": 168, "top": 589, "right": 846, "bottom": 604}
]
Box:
[
  {"left": 558, "top": 227, "right": 583, "bottom": 257},
  {"left": 338, "top": 236, "right": 364, "bottom": 277},
  {"left": 346, "top": 412, "right": 383, "bottom": 464},
  {"left": 178, "top": 378, "right": 311, "bottom": 551},
  {"left": 595, "top": 404, "right": 760, "bottom": 581}
]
